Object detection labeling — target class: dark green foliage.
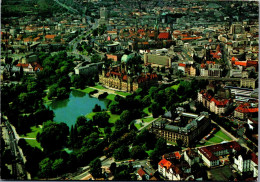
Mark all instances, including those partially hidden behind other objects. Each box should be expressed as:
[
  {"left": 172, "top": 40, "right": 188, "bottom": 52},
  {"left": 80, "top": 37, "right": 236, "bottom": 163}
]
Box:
[
  {"left": 92, "top": 112, "right": 110, "bottom": 127},
  {"left": 98, "top": 92, "right": 108, "bottom": 99},
  {"left": 89, "top": 158, "right": 102, "bottom": 178},
  {"left": 150, "top": 102, "right": 165, "bottom": 118},
  {"left": 113, "top": 145, "right": 129, "bottom": 161},
  {"left": 130, "top": 146, "right": 147, "bottom": 159},
  {"left": 91, "top": 54, "right": 101, "bottom": 63},
  {"left": 92, "top": 104, "right": 102, "bottom": 112},
  {"left": 37, "top": 121, "right": 69, "bottom": 152}
]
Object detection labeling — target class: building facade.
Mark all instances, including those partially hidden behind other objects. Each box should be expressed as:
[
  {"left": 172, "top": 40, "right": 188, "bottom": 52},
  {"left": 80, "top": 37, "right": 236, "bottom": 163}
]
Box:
[
  {"left": 99, "top": 65, "right": 158, "bottom": 93},
  {"left": 150, "top": 112, "right": 211, "bottom": 147},
  {"left": 240, "top": 78, "right": 256, "bottom": 89}
]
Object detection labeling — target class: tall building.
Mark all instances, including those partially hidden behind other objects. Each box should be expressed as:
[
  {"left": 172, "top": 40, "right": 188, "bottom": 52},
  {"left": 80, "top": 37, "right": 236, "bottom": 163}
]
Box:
[
  {"left": 100, "top": 7, "right": 108, "bottom": 20},
  {"left": 99, "top": 7, "right": 108, "bottom": 25}
]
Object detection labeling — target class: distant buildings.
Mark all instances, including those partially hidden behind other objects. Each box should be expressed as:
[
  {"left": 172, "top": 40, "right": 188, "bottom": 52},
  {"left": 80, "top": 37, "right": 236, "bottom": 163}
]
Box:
[
  {"left": 198, "top": 90, "right": 231, "bottom": 115},
  {"left": 234, "top": 102, "right": 258, "bottom": 120},
  {"left": 74, "top": 61, "right": 103, "bottom": 75}
]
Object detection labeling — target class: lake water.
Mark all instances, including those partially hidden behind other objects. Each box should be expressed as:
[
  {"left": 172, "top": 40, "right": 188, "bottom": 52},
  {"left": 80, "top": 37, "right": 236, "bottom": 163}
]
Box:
[{"left": 46, "top": 90, "right": 108, "bottom": 127}]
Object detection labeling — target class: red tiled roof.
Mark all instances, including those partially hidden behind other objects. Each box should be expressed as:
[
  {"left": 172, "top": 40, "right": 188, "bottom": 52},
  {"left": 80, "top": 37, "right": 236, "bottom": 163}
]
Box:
[
  {"left": 158, "top": 158, "right": 172, "bottom": 169},
  {"left": 206, "top": 61, "right": 215, "bottom": 64},
  {"left": 45, "top": 35, "right": 56, "bottom": 39},
  {"left": 201, "top": 63, "right": 206, "bottom": 68},
  {"left": 247, "top": 61, "right": 258, "bottom": 67},
  {"left": 181, "top": 36, "right": 202, "bottom": 40},
  {"left": 137, "top": 29, "right": 145, "bottom": 33},
  {"left": 23, "top": 38, "right": 32, "bottom": 42},
  {"left": 211, "top": 98, "right": 230, "bottom": 107},
  {"left": 110, "top": 71, "right": 121, "bottom": 76},
  {"left": 122, "top": 75, "right": 127, "bottom": 81},
  {"left": 149, "top": 32, "right": 155, "bottom": 37},
  {"left": 158, "top": 32, "right": 170, "bottom": 39},
  {"left": 235, "top": 103, "right": 258, "bottom": 113},
  {"left": 107, "top": 31, "right": 117, "bottom": 34},
  {"left": 198, "top": 148, "right": 218, "bottom": 161},
  {"left": 231, "top": 57, "right": 237, "bottom": 62},
  {"left": 251, "top": 152, "right": 258, "bottom": 165},
  {"left": 174, "top": 152, "right": 181, "bottom": 159},
  {"left": 178, "top": 63, "right": 186, "bottom": 67},
  {"left": 16, "top": 63, "right": 29, "bottom": 68},
  {"left": 137, "top": 168, "right": 146, "bottom": 177},
  {"left": 235, "top": 61, "right": 247, "bottom": 67},
  {"left": 199, "top": 141, "right": 242, "bottom": 161},
  {"left": 33, "top": 37, "right": 40, "bottom": 41}
]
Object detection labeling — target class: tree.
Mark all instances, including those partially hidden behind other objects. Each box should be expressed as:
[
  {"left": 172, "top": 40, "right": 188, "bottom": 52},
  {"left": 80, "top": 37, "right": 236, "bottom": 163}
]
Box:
[
  {"left": 52, "top": 158, "right": 64, "bottom": 176},
  {"left": 76, "top": 116, "right": 87, "bottom": 126},
  {"left": 176, "top": 70, "right": 184, "bottom": 78},
  {"left": 113, "top": 145, "right": 129, "bottom": 161},
  {"left": 104, "top": 126, "right": 111, "bottom": 135},
  {"left": 92, "top": 112, "right": 110, "bottom": 127},
  {"left": 92, "top": 104, "right": 102, "bottom": 112},
  {"left": 161, "top": 66, "right": 165, "bottom": 73},
  {"left": 89, "top": 158, "right": 102, "bottom": 178},
  {"left": 109, "top": 101, "right": 121, "bottom": 114},
  {"left": 109, "top": 162, "right": 117, "bottom": 174},
  {"left": 176, "top": 139, "right": 184, "bottom": 148},
  {"left": 91, "top": 54, "right": 101, "bottom": 63},
  {"left": 130, "top": 146, "right": 147, "bottom": 159},
  {"left": 120, "top": 110, "right": 132, "bottom": 124},
  {"left": 19, "top": 65, "right": 24, "bottom": 78},
  {"left": 37, "top": 121, "right": 69, "bottom": 152},
  {"left": 150, "top": 102, "right": 164, "bottom": 118},
  {"left": 149, "top": 86, "right": 157, "bottom": 99},
  {"left": 155, "top": 138, "right": 167, "bottom": 153},
  {"left": 54, "top": 35, "right": 61, "bottom": 42},
  {"left": 39, "top": 158, "right": 53, "bottom": 179}
]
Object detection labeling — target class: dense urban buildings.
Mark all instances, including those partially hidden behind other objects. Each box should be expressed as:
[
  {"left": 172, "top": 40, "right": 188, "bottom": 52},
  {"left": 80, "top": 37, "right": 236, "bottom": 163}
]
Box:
[{"left": 1, "top": 0, "right": 258, "bottom": 181}]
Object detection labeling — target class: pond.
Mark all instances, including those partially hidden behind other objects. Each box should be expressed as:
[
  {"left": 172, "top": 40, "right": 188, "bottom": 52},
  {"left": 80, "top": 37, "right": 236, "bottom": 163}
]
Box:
[{"left": 46, "top": 90, "right": 108, "bottom": 127}]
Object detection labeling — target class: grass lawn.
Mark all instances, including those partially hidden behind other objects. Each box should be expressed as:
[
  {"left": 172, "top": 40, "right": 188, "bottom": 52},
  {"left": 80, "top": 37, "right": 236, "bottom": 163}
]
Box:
[
  {"left": 115, "top": 91, "right": 132, "bottom": 97},
  {"left": 145, "top": 150, "right": 153, "bottom": 156},
  {"left": 207, "top": 136, "right": 224, "bottom": 143},
  {"left": 20, "top": 126, "right": 42, "bottom": 138},
  {"left": 75, "top": 87, "right": 96, "bottom": 94},
  {"left": 93, "top": 85, "right": 106, "bottom": 90},
  {"left": 143, "top": 107, "right": 151, "bottom": 115},
  {"left": 215, "top": 130, "right": 232, "bottom": 141},
  {"left": 209, "top": 165, "right": 234, "bottom": 181},
  {"left": 25, "top": 139, "right": 42, "bottom": 150},
  {"left": 86, "top": 111, "right": 120, "bottom": 124},
  {"left": 106, "top": 94, "right": 116, "bottom": 101},
  {"left": 142, "top": 117, "right": 154, "bottom": 123},
  {"left": 43, "top": 95, "right": 52, "bottom": 104},
  {"left": 167, "top": 141, "right": 178, "bottom": 146},
  {"left": 135, "top": 123, "right": 143, "bottom": 130},
  {"left": 171, "top": 83, "right": 180, "bottom": 90}
]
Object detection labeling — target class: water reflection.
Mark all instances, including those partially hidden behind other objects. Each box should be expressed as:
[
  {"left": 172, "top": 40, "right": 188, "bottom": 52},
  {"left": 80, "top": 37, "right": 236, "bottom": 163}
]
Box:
[{"left": 46, "top": 90, "right": 107, "bottom": 127}]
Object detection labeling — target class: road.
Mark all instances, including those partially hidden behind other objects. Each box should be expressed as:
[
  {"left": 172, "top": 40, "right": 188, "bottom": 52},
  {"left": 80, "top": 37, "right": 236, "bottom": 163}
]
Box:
[
  {"left": 3, "top": 119, "right": 28, "bottom": 180},
  {"left": 53, "top": 0, "right": 78, "bottom": 13},
  {"left": 88, "top": 86, "right": 127, "bottom": 98},
  {"left": 211, "top": 120, "right": 252, "bottom": 152}
]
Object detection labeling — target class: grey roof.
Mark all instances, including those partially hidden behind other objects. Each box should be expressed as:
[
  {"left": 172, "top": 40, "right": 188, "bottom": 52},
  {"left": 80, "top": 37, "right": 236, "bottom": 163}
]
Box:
[{"left": 165, "top": 125, "right": 179, "bottom": 132}]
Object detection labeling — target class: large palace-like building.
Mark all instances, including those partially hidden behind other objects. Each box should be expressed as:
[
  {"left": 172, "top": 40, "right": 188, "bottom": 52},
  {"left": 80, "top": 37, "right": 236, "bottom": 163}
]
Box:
[
  {"left": 150, "top": 111, "right": 211, "bottom": 147},
  {"left": 99, "top": 64, "right": 158, "bottom": 93}
]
